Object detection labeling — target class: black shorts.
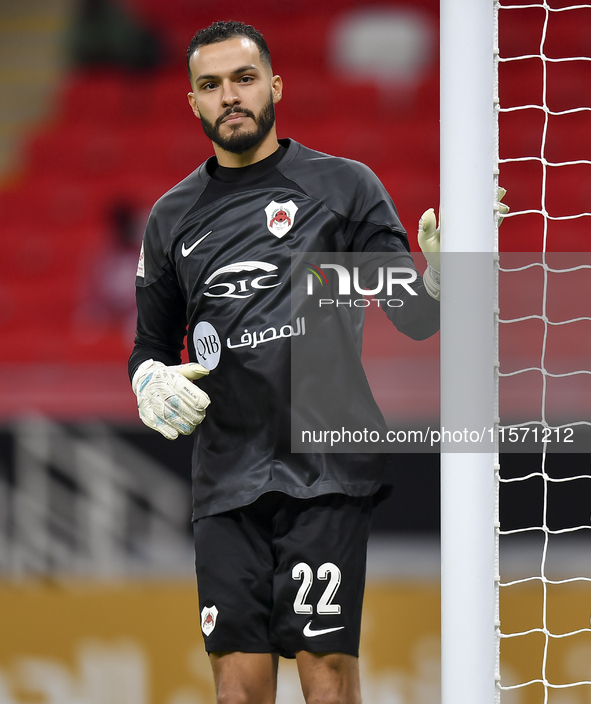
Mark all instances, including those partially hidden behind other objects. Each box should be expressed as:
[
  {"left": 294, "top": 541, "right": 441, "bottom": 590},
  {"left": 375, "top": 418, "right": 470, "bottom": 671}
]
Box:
[{"left": 193, "top": 492, "right": 374, "bottom": 658}]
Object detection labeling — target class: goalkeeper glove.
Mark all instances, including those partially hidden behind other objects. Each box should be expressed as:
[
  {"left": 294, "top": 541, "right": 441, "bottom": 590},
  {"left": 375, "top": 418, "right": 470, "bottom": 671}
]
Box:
[
  {"left": 497, "top": 187, "right": 509, "bottom": 224},
  {"left": 132, "top": 359, "right": 211, "bottom": 440},
  {"left": 418, "top": 208, "right": 440, "bottom": 301},
  {"left": 418, "top": 187, "right": 510, "bottom": 302}
]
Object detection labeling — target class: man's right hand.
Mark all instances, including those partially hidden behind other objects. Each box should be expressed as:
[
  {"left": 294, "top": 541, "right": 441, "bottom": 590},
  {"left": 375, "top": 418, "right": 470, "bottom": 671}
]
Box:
[{"left": 131, "top": 359, "right": 211, "bottom": 440}]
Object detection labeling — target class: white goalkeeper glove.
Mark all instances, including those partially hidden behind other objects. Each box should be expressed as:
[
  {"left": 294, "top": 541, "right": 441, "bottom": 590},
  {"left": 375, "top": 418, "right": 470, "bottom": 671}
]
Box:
[
  {"left": 497, "top": 187, "right": 509, "bottom": 224},
  {"left": 418, "top": 188, "right": 509, "bottom": 302},
  {"left": 418, "top": 208, "right": 440, "bottom": 301},
  {"left": 132, "top": 359, "right": 211, "bottom": 440}
]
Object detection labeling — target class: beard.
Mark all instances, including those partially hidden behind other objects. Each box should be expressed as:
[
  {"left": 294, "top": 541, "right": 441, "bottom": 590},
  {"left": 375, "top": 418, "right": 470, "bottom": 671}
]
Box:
[{"left": 200, "top": 92, "right": 276, "bottom": 155}]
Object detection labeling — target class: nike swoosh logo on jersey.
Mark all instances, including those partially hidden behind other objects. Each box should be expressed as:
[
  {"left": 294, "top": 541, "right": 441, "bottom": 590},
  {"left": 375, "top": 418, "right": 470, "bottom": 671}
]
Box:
[
  {"left": 303, "top": 621, "right": 345, "bottom": 637},
  {"left": 181, "top": 231, "right": 213, "bottom": 257}
]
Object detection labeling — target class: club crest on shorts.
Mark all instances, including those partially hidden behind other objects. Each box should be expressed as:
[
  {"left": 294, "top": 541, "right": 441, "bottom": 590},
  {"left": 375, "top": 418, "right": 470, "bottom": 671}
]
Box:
[
  {"left": 265, "top": 200, "right": 299, "bottom": 238},
  {"left": 201, "top": 605, "right": 218, "bottom": 636}
]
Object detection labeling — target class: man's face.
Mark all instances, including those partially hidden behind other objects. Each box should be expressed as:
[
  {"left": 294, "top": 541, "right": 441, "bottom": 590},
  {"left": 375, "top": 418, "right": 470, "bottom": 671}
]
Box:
[{"left": 187, "top": 37, "right": 282, "bottom": 155}]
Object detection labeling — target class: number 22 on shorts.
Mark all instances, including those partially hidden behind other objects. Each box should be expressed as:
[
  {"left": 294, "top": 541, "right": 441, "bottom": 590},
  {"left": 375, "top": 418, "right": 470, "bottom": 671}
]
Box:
[{"left": 292, "top": 562, "right": 342, "bottom": 614}]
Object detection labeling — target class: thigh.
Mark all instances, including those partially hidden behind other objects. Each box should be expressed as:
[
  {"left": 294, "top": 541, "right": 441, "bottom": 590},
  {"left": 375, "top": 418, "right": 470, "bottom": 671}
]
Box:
[
  {"left": 296, "top": 651, "right": 362, "bottom": 704},
  {"left": 193, "top": 505, "right": 275, "bottom": 654},
  {"left": 270, "top": 494, "right": 373, "bottom": 657},
  {"left": 209, "top": 652, "right": 279, "bottom": 704}
]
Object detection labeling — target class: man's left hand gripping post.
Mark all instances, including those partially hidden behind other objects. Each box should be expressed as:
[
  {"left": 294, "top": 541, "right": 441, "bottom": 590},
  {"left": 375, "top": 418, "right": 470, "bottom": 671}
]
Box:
[{"left": 417, "top": 188, "right": 509, "bottom": 302}]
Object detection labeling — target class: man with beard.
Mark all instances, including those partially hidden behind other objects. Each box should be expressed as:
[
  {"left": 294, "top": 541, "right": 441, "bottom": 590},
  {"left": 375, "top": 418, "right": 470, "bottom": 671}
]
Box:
[{"left": 129, "top": 20, "right": 441, "bottom": 704}]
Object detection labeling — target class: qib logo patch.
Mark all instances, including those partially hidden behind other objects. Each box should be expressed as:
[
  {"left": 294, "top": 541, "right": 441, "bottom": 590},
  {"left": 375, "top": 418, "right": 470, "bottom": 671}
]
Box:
[
  {"left": 201, "top": 605, "right": 218, "bottom": 636},
  {"left": 193, "top": 321, "right": 221, "bottom": 370},
  {"left": 265, "top": 200, "right": 298, "bottom": 238}
]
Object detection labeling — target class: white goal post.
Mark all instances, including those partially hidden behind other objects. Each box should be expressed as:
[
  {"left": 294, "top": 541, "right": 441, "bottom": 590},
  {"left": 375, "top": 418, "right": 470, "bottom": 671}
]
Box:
[
  {"left": 441, "top": 0, "right": 591, "bottom": 701},
  {"left": 440, "top": 1, "right": 498, "bottom": 704}
]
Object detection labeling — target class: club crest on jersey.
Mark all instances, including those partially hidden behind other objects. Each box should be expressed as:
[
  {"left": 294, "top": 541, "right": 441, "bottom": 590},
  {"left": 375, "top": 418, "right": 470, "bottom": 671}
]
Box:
[
  {"left": 201, "top": 605, "right": 218, "bottom": 636},
  {"left": 265, "top": 200, "right": 298, "bottom": 238}
]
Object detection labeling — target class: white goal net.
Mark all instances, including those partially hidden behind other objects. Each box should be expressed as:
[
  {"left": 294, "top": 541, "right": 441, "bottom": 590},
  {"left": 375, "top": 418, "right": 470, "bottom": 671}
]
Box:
[{"left": 495, "top": 1, "right": 591, "bottom": 703}]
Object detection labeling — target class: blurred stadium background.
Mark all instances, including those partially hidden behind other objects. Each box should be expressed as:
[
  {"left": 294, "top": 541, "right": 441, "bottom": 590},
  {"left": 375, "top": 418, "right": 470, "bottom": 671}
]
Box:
[{"left": 0, "top": 0, "right": 589, "bottom": 702}]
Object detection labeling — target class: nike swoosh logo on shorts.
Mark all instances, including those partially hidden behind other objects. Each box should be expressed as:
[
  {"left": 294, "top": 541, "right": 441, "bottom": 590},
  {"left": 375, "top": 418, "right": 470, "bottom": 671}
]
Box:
[
  {"left": 303, "top": 621, "right": 345, "bottom": 637},
  {"left": 181, "top": 231, "right": 212, "bottom": 257}
]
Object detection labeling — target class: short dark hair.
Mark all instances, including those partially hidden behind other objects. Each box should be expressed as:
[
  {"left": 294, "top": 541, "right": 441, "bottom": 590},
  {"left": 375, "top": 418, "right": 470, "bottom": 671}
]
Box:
[{"left": 186, "top": 20, "right": 272, "bottom": 83}]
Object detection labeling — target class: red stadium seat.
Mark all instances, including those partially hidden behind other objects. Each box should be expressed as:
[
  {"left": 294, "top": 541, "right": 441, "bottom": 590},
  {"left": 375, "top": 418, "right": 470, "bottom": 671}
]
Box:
[
  {"left": 58, "top": 72, "right": 129, "bottom": 124},
  {"left": 544, "top": 6, "right": 591, "bottom": 60},
  {"left": 545, "top": 60, "right": 591, "bottom": 114},
  {"left": 498, "top": 6, "right": 546, "bottom": 59},
  {"left": 545, "top": 110, "right": 591, "bottom": 164}
]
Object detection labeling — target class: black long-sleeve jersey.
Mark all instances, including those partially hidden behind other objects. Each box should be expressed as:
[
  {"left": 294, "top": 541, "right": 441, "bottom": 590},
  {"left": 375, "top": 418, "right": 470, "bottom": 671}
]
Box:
[{"left": 129, "top": 139, "right": 439, "bottom": 520}]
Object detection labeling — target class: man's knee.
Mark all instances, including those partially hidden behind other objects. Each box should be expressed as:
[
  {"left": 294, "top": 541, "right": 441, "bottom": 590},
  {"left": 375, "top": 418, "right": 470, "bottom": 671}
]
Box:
[
  {"left": 305, "top": 695, "right": 356, "bottom": 704},
  {"left": 216, "top": 689, "right": 261, "bottom": 704},
  {"left": 304, "top": 686, "right": 362, "bottom": 704},
  {"left": 216, "top": 681, "right": 278, "bottom": 704},
  {"left": 216, "top": 690, "right": 249, "bottom": 704}
]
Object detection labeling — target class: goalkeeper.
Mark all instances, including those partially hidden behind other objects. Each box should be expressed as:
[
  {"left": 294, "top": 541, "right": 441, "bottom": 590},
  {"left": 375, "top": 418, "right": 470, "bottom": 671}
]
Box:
[{"left": 128, "top": 19, "right": 505, "bottom": 704}]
